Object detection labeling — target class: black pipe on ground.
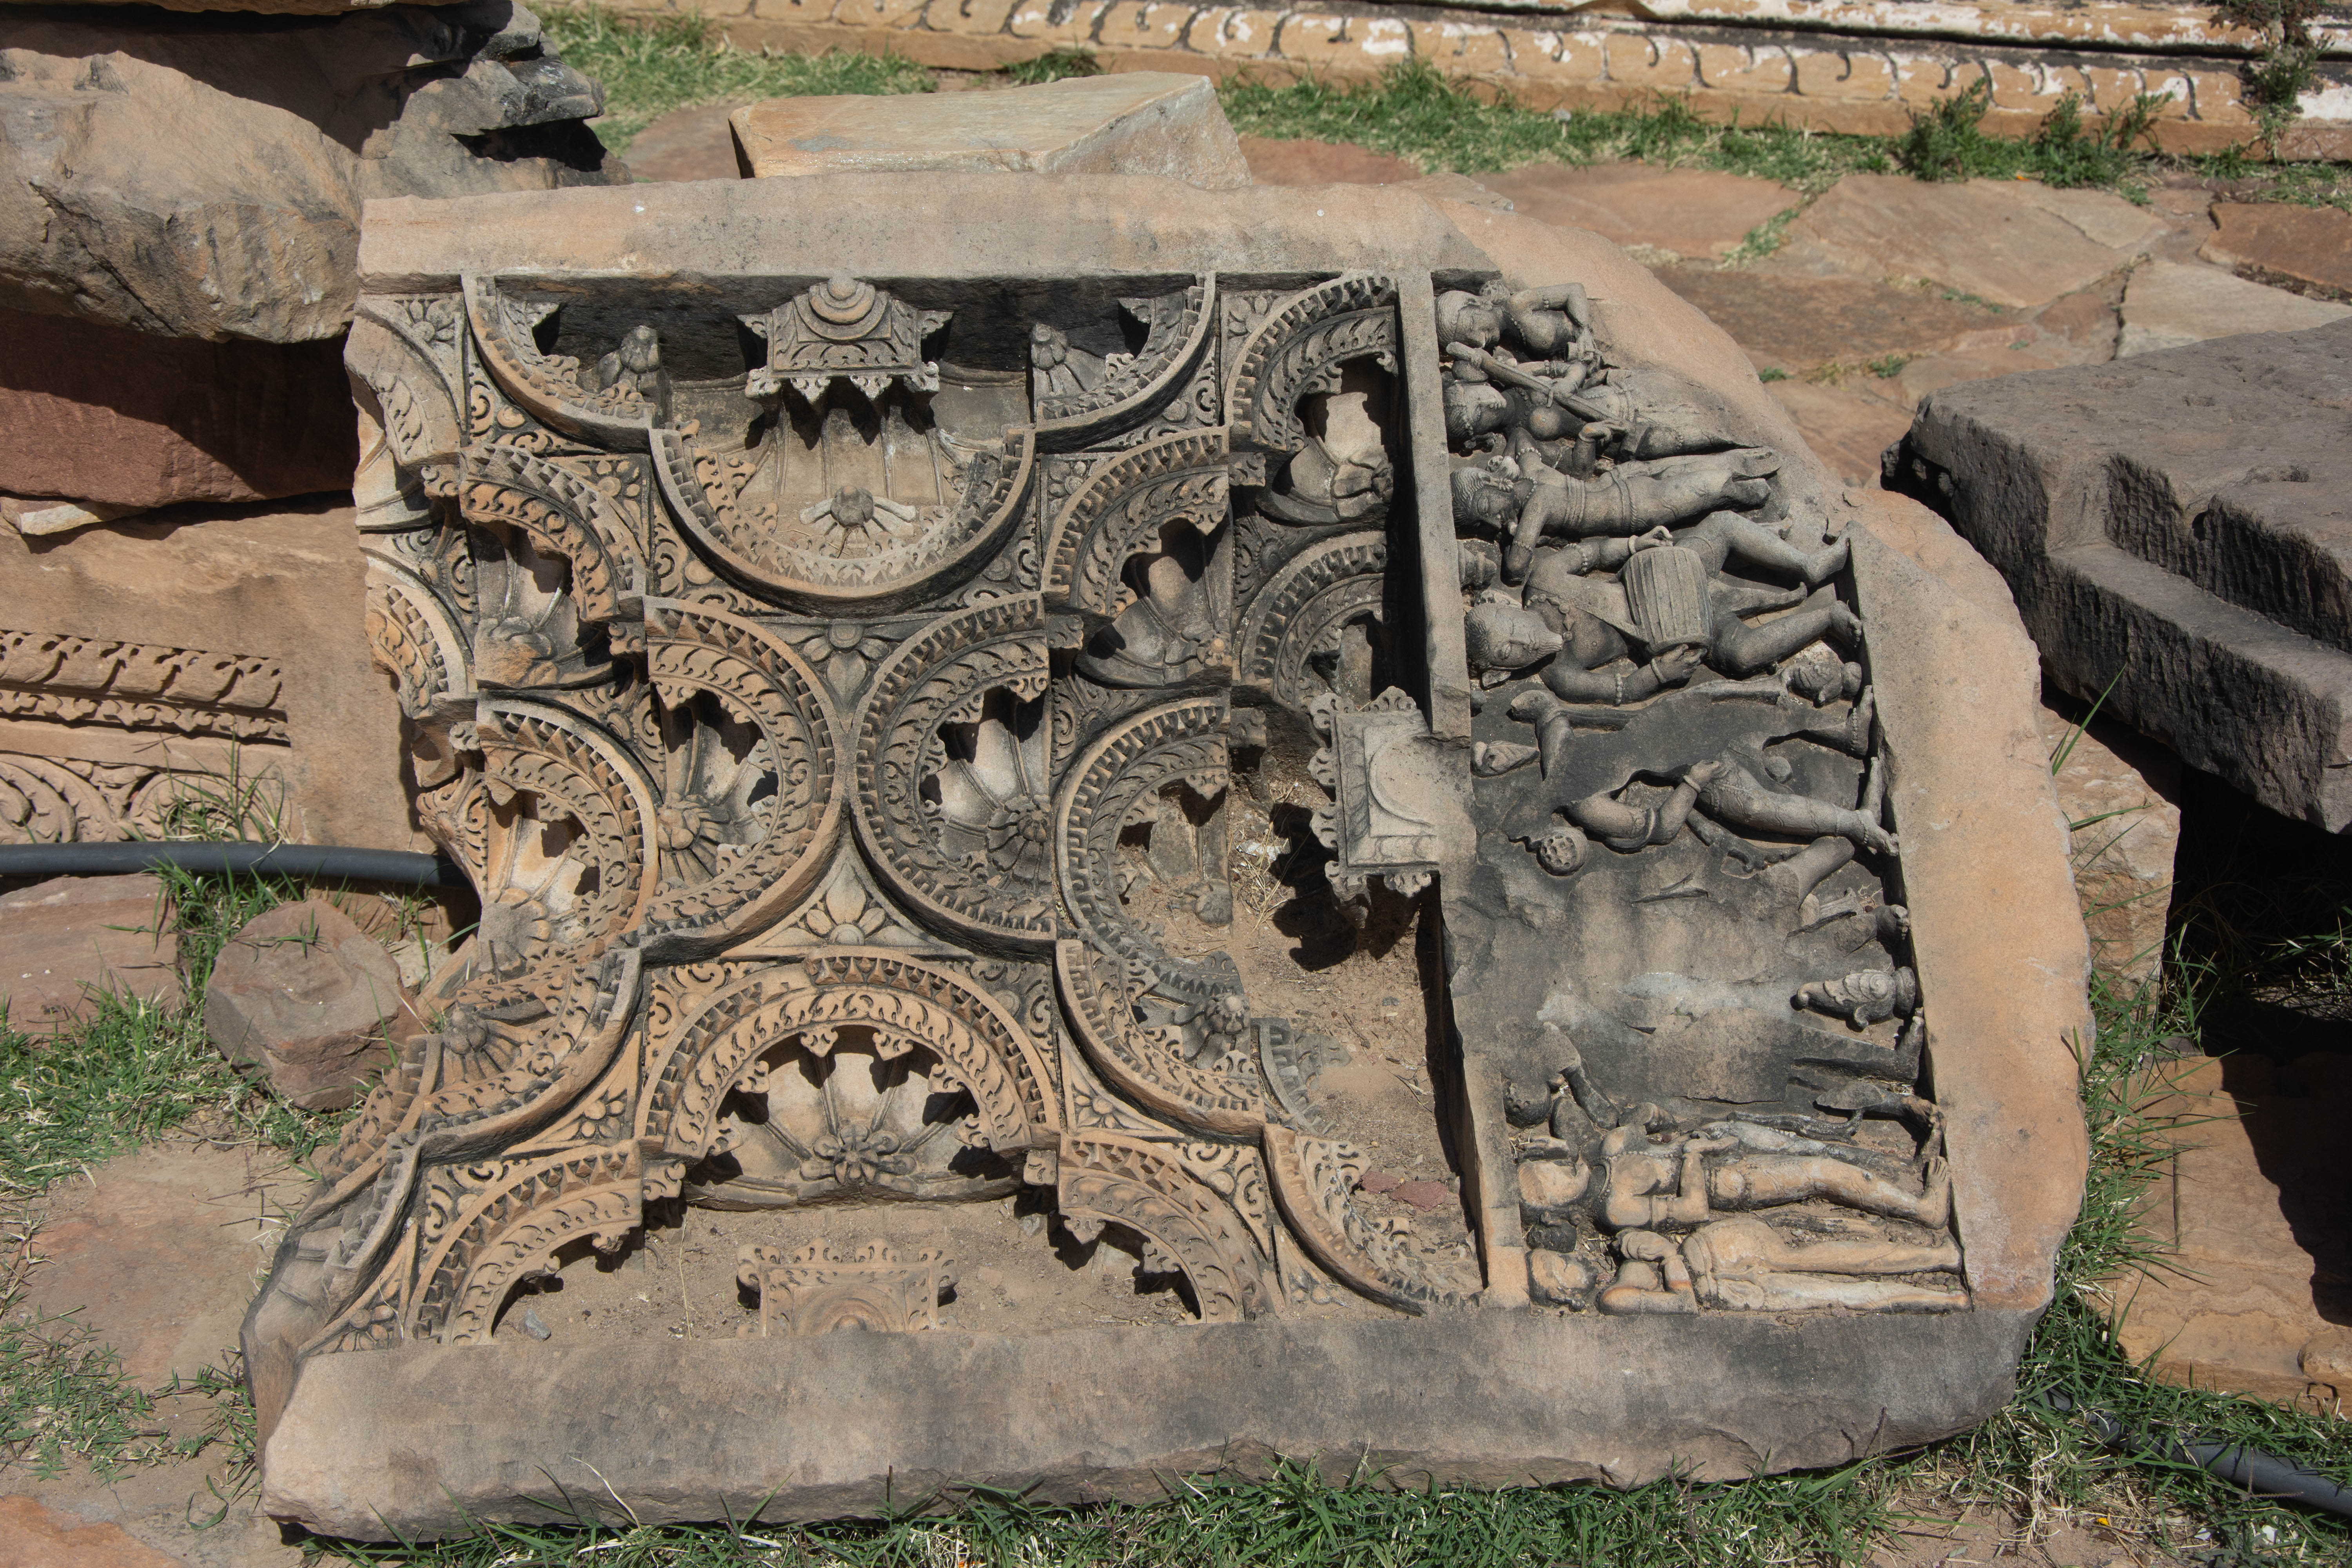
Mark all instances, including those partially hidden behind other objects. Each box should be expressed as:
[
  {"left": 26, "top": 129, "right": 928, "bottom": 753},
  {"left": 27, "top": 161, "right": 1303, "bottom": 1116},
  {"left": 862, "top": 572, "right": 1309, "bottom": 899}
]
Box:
[
  {"left": 2052, "top": 1393, "right": 2352, "bottom": 1517},
  {"left": 0, "top": 841, "right": 469, "bottom": 889}
]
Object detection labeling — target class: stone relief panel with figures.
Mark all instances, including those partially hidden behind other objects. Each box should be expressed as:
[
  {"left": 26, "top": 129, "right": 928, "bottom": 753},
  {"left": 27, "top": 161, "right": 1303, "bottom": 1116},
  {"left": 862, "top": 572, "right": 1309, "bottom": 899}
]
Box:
[
  {"left": 246, "top": 256, "right": 1969, "bottom": 1417},
  {"left": 1430, "top": 276, "right": 1963, "bottom": 1319}
]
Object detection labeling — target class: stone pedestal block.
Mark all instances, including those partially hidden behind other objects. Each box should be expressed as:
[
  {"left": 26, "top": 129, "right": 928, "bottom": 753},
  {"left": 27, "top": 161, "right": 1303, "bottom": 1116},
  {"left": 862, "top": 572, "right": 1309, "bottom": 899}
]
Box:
[
  {"left": 731, "top": 72, "right": 1249, "bottom": 185},
  {"left": 0, "top": 874, "right": 180, "bottom": 1029},
  {"left": 204, "top": 898, "right": 425, "bottom": 1110},
  {"left": 1891, "top": 319, "right": 2352, "bottom": 832}
]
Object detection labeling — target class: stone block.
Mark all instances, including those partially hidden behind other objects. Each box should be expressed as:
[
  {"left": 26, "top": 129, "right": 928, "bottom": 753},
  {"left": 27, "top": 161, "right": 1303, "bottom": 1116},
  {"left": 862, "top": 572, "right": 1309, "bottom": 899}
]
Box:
[
  {"left": 832, "top": 0, "right": 931, "bottom": 26},
  {"left": 2202, "top": 202, "right": 2352, "bottom": 299},
  {"left": 1186, "top": 5, "right": 1280, "bottom": 56},
  {"left": 1476, "top": 164, "right": 1795, "bottom": 263},
  {"left": 1408, "top": 20, "right": 1508, "bottom": 73},
  {"left": 2107, "top": 1054, "right": 2352, "bottom": 1406},
  {"left": 1603, "top": 33, "right": 1698, "bottom": 90},
  {"left": 2117, "top": 258, "right": 2349, "bottom": 356},
  {"left": 1005, "top": 0, "right": 1110, "bottom": 43},
  {"left": 204, "top": 897, "right": 423, "bottom": 1110},
  {"left": 0, "top": 874, "right": 179, "bottom": 1030},
  {"left": 927, "top": 0, "right": 1024, "bottom": 34},
  {"left": 731, "top": 73, "right": 1249, "bottom": 185},
  {"left": 1274, "top": 11, "right": 1356, "bottom": 67},
  {"left": 0, "top": 5, "right": 625, "bottom": 345},
  {"left": 1779, "top": 174, "right": 2143, "bottom": 310},
  {"left": 1893, "top": 56, "right": 1958, "bottom": 106},
  {"left": 2037, "top": 701, "right": 2180, "bottom": 985},
  {"left": 1243, "top": 135, "right": 1420, "bottom": 185},
  {"left": 0, "top": 498, "right": 413, "bottom": 851},
  {"left": 1890, "top": 317, "right": 2352, "bottom": 829},
  {"left": 0, "top": 1497, "right": 184, "bottom": 1568},
  {"left": 0, "top": 307, "right": 358, "bottom": 510},
  {"left": 1094, "top": 0, "right": 1201, "bottom": 52},
  {"left": 1696, "top": 41, "right": 1793, "bottom": 94}
]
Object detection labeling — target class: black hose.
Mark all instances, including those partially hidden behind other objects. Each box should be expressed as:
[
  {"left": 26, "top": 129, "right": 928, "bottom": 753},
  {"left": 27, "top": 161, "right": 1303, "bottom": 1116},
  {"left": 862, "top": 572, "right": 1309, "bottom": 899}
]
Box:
[
  {"left": 2048, "top": 1392, "right": 2352, "bottom": 1517},
  {"left": 0, "top": 841, "right": 470, "bottom": 889}
]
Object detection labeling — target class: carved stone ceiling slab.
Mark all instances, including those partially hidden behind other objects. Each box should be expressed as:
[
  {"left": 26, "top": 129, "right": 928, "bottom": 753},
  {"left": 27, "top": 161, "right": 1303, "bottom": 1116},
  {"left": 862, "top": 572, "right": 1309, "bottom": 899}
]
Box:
[{"left": 249, "top": 174, "right": 2090, "bottom": 1537}]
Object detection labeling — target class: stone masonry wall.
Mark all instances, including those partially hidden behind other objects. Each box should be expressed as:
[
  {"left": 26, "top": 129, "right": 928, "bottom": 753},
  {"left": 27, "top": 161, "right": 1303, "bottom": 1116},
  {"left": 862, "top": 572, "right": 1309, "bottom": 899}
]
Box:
[{"left": 568, "top": 0, "right": 2352, "bottom": 158}]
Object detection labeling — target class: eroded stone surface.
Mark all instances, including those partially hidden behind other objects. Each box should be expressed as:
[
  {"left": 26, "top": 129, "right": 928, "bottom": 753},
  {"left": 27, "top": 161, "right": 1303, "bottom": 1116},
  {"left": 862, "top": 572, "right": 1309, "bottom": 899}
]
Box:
[
  {"left": 1472, "top": 164, "right": 1795, "bottom": 263},
  {"left": 731, "top": 73, "right": 1248, "bottom": 185},
  {"left": 0, "top": 875, "right": 180, "bottom": 1029},
  {"left": 0, "top": 1496, "right": 187, "bottom": 1568},
  {"left": 1889, "top": 318, "right": 2352, "bottom": 830},
  {"left": 1241, "top": 135, "right": 1421, "bottom": 187},
  {"left": 243, "top": 172, "right": 2085, "bottom": 1533},
  {"left": 2201, "top": 202, "right": 2352, "bottom": 299},
  {"left": 2036, "top": 699, "right": 2180, "bottom": 987},
  {"left": 204, "top": 898, "right": 423, "bottom": 1111}
]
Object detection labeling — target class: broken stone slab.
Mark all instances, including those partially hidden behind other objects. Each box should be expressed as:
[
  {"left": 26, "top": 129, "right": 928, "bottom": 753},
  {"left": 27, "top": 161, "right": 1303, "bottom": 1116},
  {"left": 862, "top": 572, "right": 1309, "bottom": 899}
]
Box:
[
  {"left": 1889, "top": 318, "right": 2352, "bottom": 830},
  {"left": 204, "top": 898, "right": 424, "bottom": 1111},
  {"left": 248, "top": 171, "right": 2088, "bottom": 1533},
  {"left": 1769, "top": 174, "right": 2161, "bottom": 310},
  {"left": 730, "top": 73, "right": 1248, "bottom": 186},
  {"left": 0, "top": 308, "right": 359, "bottom": 509},
  {"left": 2107, "top": 1053, "right": 2352, "bottom": 1408},
  {"left": 0, "top": 874, "right": 180, "bottom": 1029},
  {"left": 2200, "top": 202, "right": 2352, "bottom": 300},
  {"left": 0, "top": 1, "right": 623, "bottom": 344},
  {"left": 2116, "top": 259, "right": 2350, "bottom": 357},
  {"left": 0, "top": 498, "right": 414, "bottom": 851},
  {"left": 1, "top": 495, "right": 146, "bottom": 540}
]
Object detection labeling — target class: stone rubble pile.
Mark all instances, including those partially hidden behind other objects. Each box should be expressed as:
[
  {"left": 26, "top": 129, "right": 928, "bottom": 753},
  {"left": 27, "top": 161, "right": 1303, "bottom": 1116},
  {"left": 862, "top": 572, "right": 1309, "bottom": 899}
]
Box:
[{"left": 0, "top": 0, "right": 624, "bottom": 852}]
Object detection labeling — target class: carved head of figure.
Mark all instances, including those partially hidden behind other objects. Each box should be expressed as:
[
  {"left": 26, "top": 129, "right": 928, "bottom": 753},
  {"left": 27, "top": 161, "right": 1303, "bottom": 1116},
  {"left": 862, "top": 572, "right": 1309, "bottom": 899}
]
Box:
[
  {"left": 1029, "top": 322, "right": 1069, "bottom": 370},
  {"left": 1434, "top": 287, "right": 1506, "bottom": 351},
  {"left": 1450, "top": 459, "right": 1521, "bottom": 535},
  {"left": 617, "top": 325, "right": 661, "bottom": 376},
  {"left": 1464, "top": 600, "right": 1564, "bottom": 675},
  {"left": 1442, "top": 374, "right": 1513, "bottom": 447}
]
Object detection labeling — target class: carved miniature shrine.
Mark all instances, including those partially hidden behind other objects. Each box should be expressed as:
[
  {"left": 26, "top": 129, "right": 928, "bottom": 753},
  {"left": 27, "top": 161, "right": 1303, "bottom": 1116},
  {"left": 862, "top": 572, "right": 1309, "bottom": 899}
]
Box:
[{"left": 249, "top": 176, "right": 2089, "bottom": 1534}]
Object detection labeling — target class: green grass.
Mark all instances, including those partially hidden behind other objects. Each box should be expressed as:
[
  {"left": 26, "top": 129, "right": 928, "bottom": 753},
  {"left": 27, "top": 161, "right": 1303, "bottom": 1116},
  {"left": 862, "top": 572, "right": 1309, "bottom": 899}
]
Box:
[{"left": 550, "top": 9, "right": 934, "bottom": 152}]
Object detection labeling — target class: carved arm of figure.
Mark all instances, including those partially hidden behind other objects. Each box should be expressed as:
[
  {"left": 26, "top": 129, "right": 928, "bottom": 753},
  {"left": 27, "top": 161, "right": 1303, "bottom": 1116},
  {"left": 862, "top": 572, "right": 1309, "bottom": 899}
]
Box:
[
  {"left": 1497, "top": 450, "right": 1780, "bottom": 581},
  {"left": 1597, "top": 1230, "right": 1700, "bottom": 1315},
  {"left": 1705, "top": 586, "right": 1863, "bottom": 679},
  {"left": 1675, "top": 510, "right": 1849, "bottom": 587},
  {"left": 1794, "top": 965, "right": 1920, "bottom": 1026},
  {"left": 1504, "top": 282, "right": 1594, "bottom": 357},
  {"left": 1600, "top": 1120, "right": 1733, "bottom": 1231},
  {"left": 1568, "top": 758, "right": 1724, "bottom": 852},
  {"left": 1693, "top": 755, "right": 1897, "bottom": 857}
]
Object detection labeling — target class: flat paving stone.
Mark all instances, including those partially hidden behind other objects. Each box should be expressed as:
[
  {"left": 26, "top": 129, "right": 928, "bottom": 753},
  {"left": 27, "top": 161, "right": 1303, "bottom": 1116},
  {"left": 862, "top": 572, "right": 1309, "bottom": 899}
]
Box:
[
  {"left": 0, "top": 874, "right": 180, "bottom": 1030},
  {"left": 1774, "top": 173, "right": 2159, "bottom": 309},
  {"left": 1472, "top": 163, "right": 1795, "bottom": 262},
  {"left": 1241, "top": 134, "right": 1420, "bottom": 186},
  {"left": 621, "top": 102, "right": 743, "bottom": 183},
  {"left": 2201, "top": 201, "right": 2352, "bottom": 299},
  {"left": 2118, "top": 258, "right": 2352, "bottom": 356},
  {"left": 0, "top": 1496, "right": 185, "bottom": 1568},
  {"left": 1761, "top": 377, "right": 1913, "bottom": 487}
]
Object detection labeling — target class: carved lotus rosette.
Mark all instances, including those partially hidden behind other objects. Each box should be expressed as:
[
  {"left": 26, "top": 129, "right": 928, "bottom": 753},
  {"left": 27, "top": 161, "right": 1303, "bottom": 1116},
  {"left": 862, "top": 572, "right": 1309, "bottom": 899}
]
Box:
[
  {"left": 1053, "top": 695, "right": 1233, "bottom": 999},
  {"left": 1042, "top": 429, "right": 1231, "bottom": 624},
  {"left": 463, "top": 276, "right": 658, "bottom": 449},
  {"left": 1031, "top": 278, "right": 1218, "bottom": 451},
  {"left": 639, "top": 950, "right": 1061, "bottom": 1180},
  {"left": 650, "top": 426, "right": 1036, "bottom": 613},
  {"left": 365, "top": 552, "right": 473, "bottom": 721},
  {"left": 1056, "top": 1132, "right": 1270, "bottom": 1323},
  {"left": 1234, "top": 530, "right": 1388, "bottom": 712},
  {"left": 1055, "top": 940, "right": 1263, "bottom": 1140},
  {"left": 638, "top": 601, "right": 846, "bottom": 959},
  {"left": 850, "top": 598, "right": 1056, "bottom": 952},
  {"left": 1227, "top": 276, "right": 1400, "bottom": 456},
  {"left": 458, "top": 445, "right": 648, "bottom": 645},
  {"left": 447, "top": 700, "right": 661, "bottom": 982}
]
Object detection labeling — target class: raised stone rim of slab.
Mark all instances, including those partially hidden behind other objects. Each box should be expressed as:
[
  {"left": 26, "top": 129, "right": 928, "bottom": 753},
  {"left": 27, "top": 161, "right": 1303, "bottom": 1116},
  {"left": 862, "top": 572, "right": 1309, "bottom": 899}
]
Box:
[
  {"left": 729, "top": 73, "right": 1249, "bottom": 187},
  {"left": 288, "top": 172, "right": 2090, "bottom": 1535}
]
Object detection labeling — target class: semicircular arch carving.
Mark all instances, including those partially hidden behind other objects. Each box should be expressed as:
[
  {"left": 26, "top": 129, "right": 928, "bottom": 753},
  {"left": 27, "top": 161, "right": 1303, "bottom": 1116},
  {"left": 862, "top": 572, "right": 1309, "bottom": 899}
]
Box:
[{"left": 1234, "top": 530, "right": 1387, "bottom": 711}]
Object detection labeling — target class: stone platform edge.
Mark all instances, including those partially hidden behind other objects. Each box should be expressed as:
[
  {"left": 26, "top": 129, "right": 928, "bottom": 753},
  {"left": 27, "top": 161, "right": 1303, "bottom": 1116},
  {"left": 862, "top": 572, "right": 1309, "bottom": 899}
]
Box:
[
  {"left": 261, "top": 1305, "right": 2043, "bottom": 1537},
  {"left": 560, "top": 0, "right": 2352, "bottom": 159}
]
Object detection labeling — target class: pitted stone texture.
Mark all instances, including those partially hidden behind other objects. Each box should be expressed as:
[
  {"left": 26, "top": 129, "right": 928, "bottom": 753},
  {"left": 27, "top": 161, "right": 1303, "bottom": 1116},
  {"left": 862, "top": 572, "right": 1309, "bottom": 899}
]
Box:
[
  {"left": 731, "top": 73, "right": 1249, "bottom": 185},
  {"left": 2117, "top": 259, "right": 2350, "bottom": 357},
  {"left": 1241, "top": 134, "right": 1420, "bottom": 186},
  {"left": 2036, "top": 699, "right": 2180, "bottom": 986},
  {"left": 0, "top": 308, "right": 358, "bottom": 508},
  {"left": 2111, "top": 1053, "right": 2352, "bottom": 1407},
  {"left": 0, "top": 4, "right": 623, "bottom": 344},
  {"left": 0, "top": 875, "right": 180, "bottom": 1029},
  {"left": 1891, "top": 318, "right": 2352, "bottom": 830},
  {"left": 205, "top": 898, "right": 424, "bottom": 1110}
]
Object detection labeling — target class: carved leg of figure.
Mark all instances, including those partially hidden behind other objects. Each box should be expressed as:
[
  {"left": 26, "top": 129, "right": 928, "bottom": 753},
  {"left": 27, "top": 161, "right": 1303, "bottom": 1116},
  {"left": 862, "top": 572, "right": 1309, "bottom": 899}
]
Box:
[
  {"left": 1695, "top": 764, "right": 1896, "bottom": 857},
  {"left": 1693, "top": 1270, "right": 1969, "bottom": 1313},
  {"left": 1567, "top": 760, "right": 1714, "bottom": 852},
  {"left": 1679, "top": 513, "right": 1851, "bottom": 586},
  {"left": 1684, "top": 1214, "right": 1960, "bottom": 1278},
  {"left": 1760, "top": 837, "right": 1853, "bottom": 905},
  {"left": 1706, "top": 1152, "right": 1950, "bottom": 1227},
  {"left": 1707, "top": 592, "right": 1860, "bottom": 677},
  {"left": 1596, "top": 1231, "right": 1699, "bottom": 1314}
]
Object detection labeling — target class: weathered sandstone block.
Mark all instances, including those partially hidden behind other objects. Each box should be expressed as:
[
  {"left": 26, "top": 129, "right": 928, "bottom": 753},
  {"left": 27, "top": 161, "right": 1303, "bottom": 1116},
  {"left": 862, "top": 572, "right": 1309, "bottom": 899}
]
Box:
[
  {"left": 244, "top": 171, "right": 2087, "bottom": 1536},
  {"left": 1890, "top": 319, "right": 2352, "bottom": 831},
  {"left": 0, "top": 874, "right": 181, "bottom": 1028}
]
